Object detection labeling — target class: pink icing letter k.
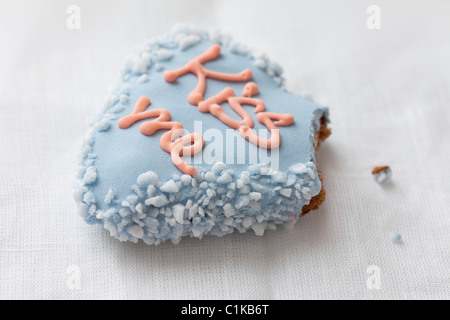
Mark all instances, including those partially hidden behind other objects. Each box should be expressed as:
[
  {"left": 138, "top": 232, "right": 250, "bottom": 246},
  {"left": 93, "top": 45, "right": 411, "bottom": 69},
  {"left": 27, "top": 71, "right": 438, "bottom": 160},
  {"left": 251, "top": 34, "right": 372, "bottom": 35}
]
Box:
[{"left": 163, "top": 44, "right": 253, "bottom": 105}]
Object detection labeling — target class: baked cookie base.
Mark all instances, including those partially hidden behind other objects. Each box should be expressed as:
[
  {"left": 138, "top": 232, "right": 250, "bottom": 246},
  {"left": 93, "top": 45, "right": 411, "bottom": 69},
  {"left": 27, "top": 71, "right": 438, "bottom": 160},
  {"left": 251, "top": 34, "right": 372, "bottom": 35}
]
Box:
[{"left": 302, "top": 117, "right": 331, "bottom": 215}]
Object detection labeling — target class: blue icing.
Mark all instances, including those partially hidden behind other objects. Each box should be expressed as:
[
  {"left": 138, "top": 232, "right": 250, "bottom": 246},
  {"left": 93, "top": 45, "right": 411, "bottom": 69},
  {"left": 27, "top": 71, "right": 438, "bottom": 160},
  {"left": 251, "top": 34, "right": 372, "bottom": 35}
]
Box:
[{"left": 75, "top": 26, "right": 329, "bottom": 245}]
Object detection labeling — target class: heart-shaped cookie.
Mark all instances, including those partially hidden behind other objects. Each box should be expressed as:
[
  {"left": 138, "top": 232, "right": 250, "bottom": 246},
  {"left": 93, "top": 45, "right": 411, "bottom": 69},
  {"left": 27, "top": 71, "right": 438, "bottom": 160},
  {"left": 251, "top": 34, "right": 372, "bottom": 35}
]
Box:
[{"left": 74, "top": 25, "right": 330, "bottom": 245}]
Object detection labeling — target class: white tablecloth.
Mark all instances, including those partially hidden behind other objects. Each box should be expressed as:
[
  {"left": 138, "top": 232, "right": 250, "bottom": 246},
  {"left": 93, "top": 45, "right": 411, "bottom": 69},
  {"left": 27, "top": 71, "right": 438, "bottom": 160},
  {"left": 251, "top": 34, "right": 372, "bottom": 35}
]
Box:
[{"left": 1, "top": 0, "right": 449, "bottom": 300}]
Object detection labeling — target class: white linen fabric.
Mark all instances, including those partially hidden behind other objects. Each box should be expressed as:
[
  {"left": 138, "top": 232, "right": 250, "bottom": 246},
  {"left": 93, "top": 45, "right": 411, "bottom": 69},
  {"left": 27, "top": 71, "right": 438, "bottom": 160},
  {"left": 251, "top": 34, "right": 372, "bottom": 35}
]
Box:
[{"left": 0, "top": 0, "right": 449, "bottom": 300}]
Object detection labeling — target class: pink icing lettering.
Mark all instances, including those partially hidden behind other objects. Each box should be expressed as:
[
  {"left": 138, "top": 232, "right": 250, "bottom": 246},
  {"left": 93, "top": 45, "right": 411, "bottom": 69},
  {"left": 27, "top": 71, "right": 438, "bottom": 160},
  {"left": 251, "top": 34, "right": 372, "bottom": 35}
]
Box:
[
  {"left": 164, "top": 44, "right": 253, "bottom": 105},
  {"left": 118, "top": 96, "right": 204, "bottom": 176},
  {"left": 197, "top": 82, "right": 294, "bottom": 149}
]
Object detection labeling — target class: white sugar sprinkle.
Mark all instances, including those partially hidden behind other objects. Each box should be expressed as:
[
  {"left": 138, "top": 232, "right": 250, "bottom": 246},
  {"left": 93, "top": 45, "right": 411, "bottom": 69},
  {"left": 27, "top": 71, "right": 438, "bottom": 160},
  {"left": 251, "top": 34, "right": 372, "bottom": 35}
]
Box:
[
  {"left": 280, "top": 188, "right": 292, "bottom": 198},
  {"left": 290, "top": 163, "right": 307, "bottom": 174},
  {"left": 137, "top": 171, "right": 158, "bottom": 186},
  {"left": 137, "top": 74, "right": 149, "bottom": 83},
  {"left": 286, "top": 175, "right": 297, "bottom": 186},
  {"left": 252, "top": 223, "right": 265, "bottom": 236},
  {"left": 205, "top": 172, "right": 216, "bottom": 182},
  {"left": 192, "top": 226, "right": 202, "bottom": 238},
  {"left": 119, "top": 94, "right": 129, "bottom": 105},
  {"left": 88, "top": 205, "right": 96, "bottom": 215},
  {"left": 82, "top": 166, "right": 97, "bottom": 185},
  {"left": 223, "top": 203, "right": 236, "bottom": 217},
  {"left": 256, "top": 214, "right": 265, "bottom": 223},
  {"left": 83, "top": 191, "right": 95, "bottom": 205},
  {"left": 189, "top": 204, "right": 198, "bottom": 217},
  {"left": 180, "top": 174, "right": 192, "bottom": 185},
  {"left": 156, "top": 49, "right": 174, "bottom": 61},
  {"left": 307, "top": 168, "right": 316, "bottom": 180},
  {"left": 146, "top": 185, "right": 157, "bottom": 197},
  {"left": 224, "top": 217, "right": 234, "bottom": 226},
  {"left": 172, "top": 204, "right": 185, "bottom": 224},
  {"left": 94, "top": 118, "right": 111, "bottom": 132},
  {"left": 179, "top": 35, "right": 201, "bottom": 51},
  {"left": 254, "top": 59, "right": 266, "bottom": 69},
  {"left": 243, "top": 216, "right": 253, "bottom": 228},
  {"left": 128, "top": 224, "right": 144, "bottom": 239},
  {"left": 145, "top": 195, "right": 169, "bottom": 207},
  {"left": 217, "top": 173, "right": 233, "bottom": 184},
  {"left": 160, "top": 180, "right": 179, "bottom": 193},
  {"left": 132, "top": 53, "right": 152, "bottom": 74},
  {"left": 212, "top": 162, "right": 226, "bottom": 174},
  {"left": 272, "top": 171, "right": 287, "bottom": 183},
  {"left": 239, "top": 185, "right": 250, "bottom": 194},
  {"left": 251, "top": 183, "right": 266, "bottom": 193},
  {"left": 249, "top": 192, "right": 262, "bottom": 201},
  {"left": 206, "top": 188, "right": 215, "bottom": 199},
  {"left": 226, "top": 191, "right": 235, "bottom": 199},
  {"left": 235, "top": 196, "right": 250, "bottom": 209}
]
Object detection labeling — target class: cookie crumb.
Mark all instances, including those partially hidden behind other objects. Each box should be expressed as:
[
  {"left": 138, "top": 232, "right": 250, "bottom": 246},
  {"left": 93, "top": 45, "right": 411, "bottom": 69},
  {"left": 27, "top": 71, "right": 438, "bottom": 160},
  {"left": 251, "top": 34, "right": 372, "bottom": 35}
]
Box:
[{"left": 372, "top": 166, "right": 392, "bottom": 184}]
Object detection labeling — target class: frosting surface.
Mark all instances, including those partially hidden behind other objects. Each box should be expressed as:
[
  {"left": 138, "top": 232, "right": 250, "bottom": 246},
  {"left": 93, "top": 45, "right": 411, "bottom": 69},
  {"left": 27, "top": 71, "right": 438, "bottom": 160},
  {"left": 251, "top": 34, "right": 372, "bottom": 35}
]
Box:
[{"left": 75, "top": 25, "right": 329, "bottom": 245}]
